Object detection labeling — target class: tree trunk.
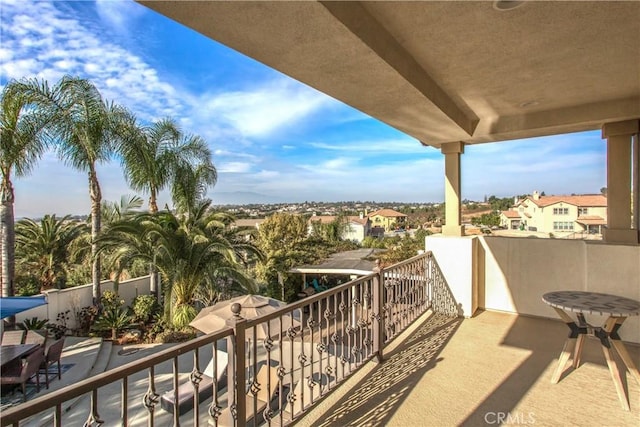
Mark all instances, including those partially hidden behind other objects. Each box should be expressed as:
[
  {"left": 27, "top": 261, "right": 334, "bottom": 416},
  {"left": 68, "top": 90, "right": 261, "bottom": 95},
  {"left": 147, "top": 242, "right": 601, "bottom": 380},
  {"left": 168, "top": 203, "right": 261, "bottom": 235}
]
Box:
[
  {"left": 149, "top": 188, "right": 158, "bottom": 214},
  {"left": 89, "top": 169, "right": 102, "bottom": 306},
  {"left": 0, "top": 176, "right": 16, "bottom": 299}
]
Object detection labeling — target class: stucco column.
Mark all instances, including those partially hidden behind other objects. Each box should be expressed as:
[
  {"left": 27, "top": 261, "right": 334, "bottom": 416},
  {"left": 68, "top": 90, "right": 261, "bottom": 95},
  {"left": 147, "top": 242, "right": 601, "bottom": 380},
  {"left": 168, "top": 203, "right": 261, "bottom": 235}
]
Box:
[
  {"left": 441, "top": 141, "right": 464, "bottom": 236},
  {"left": 602, "top": 120, "right": 640, "bottom": 244}
]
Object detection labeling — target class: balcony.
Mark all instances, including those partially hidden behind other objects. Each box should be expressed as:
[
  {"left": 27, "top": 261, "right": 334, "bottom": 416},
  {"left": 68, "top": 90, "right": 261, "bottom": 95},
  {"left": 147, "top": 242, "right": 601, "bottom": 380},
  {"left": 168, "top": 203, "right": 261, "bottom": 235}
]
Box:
[{"left": 2, "top": 238, "right": 638, "bottom": 426}]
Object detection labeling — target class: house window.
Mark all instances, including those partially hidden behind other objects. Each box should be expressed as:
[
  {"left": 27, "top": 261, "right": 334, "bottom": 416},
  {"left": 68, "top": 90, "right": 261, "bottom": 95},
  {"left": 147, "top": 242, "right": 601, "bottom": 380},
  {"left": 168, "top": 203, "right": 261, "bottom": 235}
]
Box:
[
  {"left": 578, "top": 208, "right": 588, "bottom": 216},
  {"left": 553, "top": 207, "right": 569, "bottom": 215},
  {"left": 553, "top": 221, "right": 573, "bottom": 231}
]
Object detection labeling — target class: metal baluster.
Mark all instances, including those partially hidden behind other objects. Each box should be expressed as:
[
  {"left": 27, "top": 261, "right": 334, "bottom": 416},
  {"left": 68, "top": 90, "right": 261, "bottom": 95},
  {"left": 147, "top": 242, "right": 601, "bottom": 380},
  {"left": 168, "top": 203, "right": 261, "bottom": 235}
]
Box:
[
  {"left": 172, "top": 357, "right": 180, "bottom": 427},
  {"left": 55, "top": 403, "right": 62, "bottom": 427},
  {"left": 84, "top": 388, "right": 104, "bottom": 426},
  {"left": 122, "top": 376, "right": 128, "bottom": 426},
  {"left": 208, "top": 342, "right": 222, "bottom": 426},
  {"left": 142, "top": 366, "right": 160, "bottom": 427},
  {"left": 191, "top": 349, "right": 203, "bottom": 426}
]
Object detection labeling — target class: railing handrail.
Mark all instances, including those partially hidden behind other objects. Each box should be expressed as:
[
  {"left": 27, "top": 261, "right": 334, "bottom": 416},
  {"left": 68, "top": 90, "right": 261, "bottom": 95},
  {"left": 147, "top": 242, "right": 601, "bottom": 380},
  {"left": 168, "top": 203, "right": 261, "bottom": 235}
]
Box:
[
  {"left": 0, "top": 329, "right": 233, "bottom": 425},
  {"left": 1, "top": 250, "right": 448, "bottom": 427}
]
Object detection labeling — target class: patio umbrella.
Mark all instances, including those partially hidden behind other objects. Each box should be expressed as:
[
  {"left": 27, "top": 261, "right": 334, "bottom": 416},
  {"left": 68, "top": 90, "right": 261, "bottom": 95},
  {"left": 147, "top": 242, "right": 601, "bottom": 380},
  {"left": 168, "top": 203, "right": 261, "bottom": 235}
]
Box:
[
  {"left": 190, "top": 294, "right": 298, "bottom": 340},
  {"left": 0, "top": 296, "right": 47, "bottom": 319}
]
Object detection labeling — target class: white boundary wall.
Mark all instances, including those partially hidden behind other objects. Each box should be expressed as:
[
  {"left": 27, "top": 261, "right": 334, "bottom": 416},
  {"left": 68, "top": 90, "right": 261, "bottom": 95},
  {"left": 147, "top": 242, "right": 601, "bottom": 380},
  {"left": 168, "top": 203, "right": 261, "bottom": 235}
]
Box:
[
  {"left": 426, "top": 235, "right": 640, "bottom": 343},
  {"left": 14, "top": 275, "right": 152, "bottom": 329}
]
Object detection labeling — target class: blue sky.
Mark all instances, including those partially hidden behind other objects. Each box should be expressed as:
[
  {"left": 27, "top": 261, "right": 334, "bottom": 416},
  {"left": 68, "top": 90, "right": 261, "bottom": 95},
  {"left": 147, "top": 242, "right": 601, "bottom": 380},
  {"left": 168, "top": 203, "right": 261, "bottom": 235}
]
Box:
[{"left": 1, "top": 0, "right": 606, "bottom": 218}]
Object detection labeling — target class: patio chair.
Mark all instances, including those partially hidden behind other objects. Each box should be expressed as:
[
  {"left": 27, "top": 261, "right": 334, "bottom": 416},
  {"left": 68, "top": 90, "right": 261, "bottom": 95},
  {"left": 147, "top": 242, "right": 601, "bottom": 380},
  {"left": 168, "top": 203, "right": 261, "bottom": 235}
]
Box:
[
  {"left": 0, "top": 347, "right": 45, "bottom": 402},
  {"left": 1, "top": 330, "right": 25, "bottom": 345},
  {"left": 161, "top": 349, "right": 228, "bottom": 416},
  {"left": 311, "top": 278, "right": 327, "bottom": 292},
  {"left": 24, "top": 329, "right": 47, "bottom": 347},
  {"left": 40, "top": 338, "right": 65, "bottom": 388},
  {"left": 216, "top": 365, "right": 281, "bottom": 427}
]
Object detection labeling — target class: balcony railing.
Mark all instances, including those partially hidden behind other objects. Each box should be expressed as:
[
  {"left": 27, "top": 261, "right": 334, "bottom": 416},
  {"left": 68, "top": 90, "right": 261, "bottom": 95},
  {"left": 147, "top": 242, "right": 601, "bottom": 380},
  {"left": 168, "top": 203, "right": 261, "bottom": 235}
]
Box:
[{"left": 1, "top": 252, "right": 457, "bottom": 427}]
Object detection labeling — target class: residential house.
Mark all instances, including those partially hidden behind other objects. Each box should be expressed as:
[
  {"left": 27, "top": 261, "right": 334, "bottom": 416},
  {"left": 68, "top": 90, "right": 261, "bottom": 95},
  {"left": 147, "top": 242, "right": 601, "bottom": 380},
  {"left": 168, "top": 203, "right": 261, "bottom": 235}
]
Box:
[
  {"left": 501, "top": 191, "right": 607, "bottom": 235},
  {"left": 367, "top": 208, "right": 407, "bottom": 232},
  {"left": 308, "top": 214, "right": 371, "bottom": 243}
]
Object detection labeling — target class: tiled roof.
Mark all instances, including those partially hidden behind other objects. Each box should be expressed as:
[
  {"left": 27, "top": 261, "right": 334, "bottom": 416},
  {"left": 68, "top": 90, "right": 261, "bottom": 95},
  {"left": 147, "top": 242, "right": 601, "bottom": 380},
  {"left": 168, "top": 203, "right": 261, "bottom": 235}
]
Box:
[
  {"left": 309, "top": 215, "right": 368, "bottom": 225},
  {"left": 234, "top": 219, "right": 266, "bottom": 228},
  {"left": 367, "top": 208, "right": 407, "bottom": 218},
  {"left": 347, "top": 216, "right": 369, "bottom": 225},
  {"left": 501, "top": 210, "right": 521, "bottom": 219},
  {"left": 524, "top": 194, "right": 607, "bottom": 208},
  {"left": 308, "top": 215, "right": 336, "bottom": 224}
]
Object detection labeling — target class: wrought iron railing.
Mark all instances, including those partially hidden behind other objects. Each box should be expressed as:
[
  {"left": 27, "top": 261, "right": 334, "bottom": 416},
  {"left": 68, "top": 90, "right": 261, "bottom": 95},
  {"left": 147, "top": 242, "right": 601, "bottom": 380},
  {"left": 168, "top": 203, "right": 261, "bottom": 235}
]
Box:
[{"left": 0, "top": 252, "right": 456, "bottom": 427}]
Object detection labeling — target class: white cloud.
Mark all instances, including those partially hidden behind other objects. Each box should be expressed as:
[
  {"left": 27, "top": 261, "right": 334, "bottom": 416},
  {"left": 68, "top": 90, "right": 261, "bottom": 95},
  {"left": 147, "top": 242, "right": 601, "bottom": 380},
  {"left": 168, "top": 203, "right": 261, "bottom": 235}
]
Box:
[
  {"left": 193, "top": 79, "right": 331, "bottom": 138},
  {"left": 218, "top": 162, "right": 252, "bottom": 173},
  {"left": 95, "top": 0, "right": 145, "bottom": 33},
  {"left": 309, "top": 138, "right": 427, "bottom": 155}
]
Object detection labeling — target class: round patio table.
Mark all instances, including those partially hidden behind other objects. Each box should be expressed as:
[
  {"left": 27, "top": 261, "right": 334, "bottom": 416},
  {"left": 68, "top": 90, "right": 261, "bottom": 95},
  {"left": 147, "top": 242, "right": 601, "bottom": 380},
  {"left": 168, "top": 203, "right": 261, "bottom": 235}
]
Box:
[{"left": 542, "top": 290, "right": 640, "bottom": 411}]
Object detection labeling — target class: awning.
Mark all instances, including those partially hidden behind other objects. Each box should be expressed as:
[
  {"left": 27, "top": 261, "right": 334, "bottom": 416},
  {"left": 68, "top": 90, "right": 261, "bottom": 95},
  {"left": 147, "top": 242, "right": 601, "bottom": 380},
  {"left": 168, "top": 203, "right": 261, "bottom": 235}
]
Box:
[
  {"left": 576, "top": 216, "right": 606, "bottom": 226},
  {"left": 0, "top": 296, "right": 47, "bottom": 319}
]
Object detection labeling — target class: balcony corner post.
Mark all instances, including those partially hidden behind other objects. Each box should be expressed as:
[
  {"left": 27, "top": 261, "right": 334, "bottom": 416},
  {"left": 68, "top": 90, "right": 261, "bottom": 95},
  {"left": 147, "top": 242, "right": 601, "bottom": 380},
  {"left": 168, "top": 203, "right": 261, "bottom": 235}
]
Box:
[
  {"left": 226, "top": 303, "right": 247, "bottom": 427},
  {"left": 373, "top": 260, "right": 385, "bottom": 363}
]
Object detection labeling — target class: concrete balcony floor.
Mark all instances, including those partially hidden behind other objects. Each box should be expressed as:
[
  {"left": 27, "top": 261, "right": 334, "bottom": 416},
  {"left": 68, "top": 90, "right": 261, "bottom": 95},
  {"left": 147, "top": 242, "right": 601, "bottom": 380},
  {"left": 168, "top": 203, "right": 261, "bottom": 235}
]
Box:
[{"left": 299, "top": 310, "right": 640, "bottom": 426}]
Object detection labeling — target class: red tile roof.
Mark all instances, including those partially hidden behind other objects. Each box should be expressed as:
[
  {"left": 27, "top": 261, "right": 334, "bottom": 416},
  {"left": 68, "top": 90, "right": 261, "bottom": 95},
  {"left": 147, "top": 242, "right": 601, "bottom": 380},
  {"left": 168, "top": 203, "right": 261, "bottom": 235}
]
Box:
[
  {"left": 501, "top": 210, "right": 521, "bottom": 219},
  {"left": 368, "top": 209, "right": 407, "bottom": 218},
  {"left": 522, "top": 194, "right": 606, "bottom": 208}
]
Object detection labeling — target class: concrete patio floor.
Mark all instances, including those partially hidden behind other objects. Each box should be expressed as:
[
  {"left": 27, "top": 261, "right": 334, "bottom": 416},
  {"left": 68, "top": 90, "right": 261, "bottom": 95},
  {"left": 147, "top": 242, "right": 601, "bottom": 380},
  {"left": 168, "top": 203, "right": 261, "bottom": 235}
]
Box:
[{"left": 299, "top": 310, "right": 640, "bottom": 427}]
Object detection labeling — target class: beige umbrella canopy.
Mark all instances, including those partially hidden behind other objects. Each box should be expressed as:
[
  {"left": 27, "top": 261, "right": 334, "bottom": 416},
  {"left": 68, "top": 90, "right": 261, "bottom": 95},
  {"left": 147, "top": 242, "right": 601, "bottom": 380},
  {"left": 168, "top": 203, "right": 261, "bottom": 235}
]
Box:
[{"left": 190, "top": 294, "right": 298, "bottom": 340}]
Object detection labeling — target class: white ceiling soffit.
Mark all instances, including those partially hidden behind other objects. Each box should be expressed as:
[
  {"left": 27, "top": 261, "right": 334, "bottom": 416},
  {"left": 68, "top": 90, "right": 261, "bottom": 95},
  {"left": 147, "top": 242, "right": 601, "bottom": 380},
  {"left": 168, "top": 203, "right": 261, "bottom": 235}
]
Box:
[{"left": 139, "top": 1, "right": 640, "bottom": 148}]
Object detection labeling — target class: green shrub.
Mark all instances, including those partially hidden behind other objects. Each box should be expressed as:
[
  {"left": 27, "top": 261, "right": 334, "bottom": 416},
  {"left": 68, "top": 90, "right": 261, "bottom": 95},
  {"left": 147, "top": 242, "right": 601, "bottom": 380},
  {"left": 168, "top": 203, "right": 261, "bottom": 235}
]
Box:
[
  {"left": 18, "top": 317, "right": 49, "bottom": 330},
  {"left": 93, "top": 306, "right": 132, "bottom": 340},
  {"left": 131, "top": 295, "right": 159, "bottom": 324}
]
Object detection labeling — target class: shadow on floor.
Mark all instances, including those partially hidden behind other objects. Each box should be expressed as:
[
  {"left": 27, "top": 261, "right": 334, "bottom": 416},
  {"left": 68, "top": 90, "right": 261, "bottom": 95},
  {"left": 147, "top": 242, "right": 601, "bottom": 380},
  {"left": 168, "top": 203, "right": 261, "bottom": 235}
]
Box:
[{"left": 311, "top": 313, "right": 462, "bottom": 427}]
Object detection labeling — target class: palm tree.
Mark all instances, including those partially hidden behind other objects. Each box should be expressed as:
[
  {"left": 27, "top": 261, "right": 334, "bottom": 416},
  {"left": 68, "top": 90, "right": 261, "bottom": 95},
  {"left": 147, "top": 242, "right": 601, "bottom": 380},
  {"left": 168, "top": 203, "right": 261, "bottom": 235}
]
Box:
[
  {"left": 15, "top": 214, "right": 86, "bottom": 291},
  {"left": 0, "top": 80, "right": 50, "bottom": 298},
  {"left": 118, "top": 118, "right": 215, "bottom": 299},
  {"left": 96, "top": 203, "right": 262, "bottom": 328},
  {"left": 17, "top": 76, "right": 135, "bottom": 304},
  {"left": 119, "top": 118, "right": 215, "bottom": 214}
]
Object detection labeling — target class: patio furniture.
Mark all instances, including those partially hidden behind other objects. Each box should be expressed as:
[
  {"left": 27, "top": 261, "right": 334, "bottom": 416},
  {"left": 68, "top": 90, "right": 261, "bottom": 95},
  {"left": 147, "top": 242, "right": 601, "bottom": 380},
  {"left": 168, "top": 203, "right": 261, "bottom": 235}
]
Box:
[
  {"left": 40, "top": 338, "right": 65, "bottom": 389},
  {"left": 1, "top": 330, "right": 25, "bottom": 345},
  {"left": 0, "top": 347, "right": 45, "bottom": 402},
  {"left": 24, "top": 329, "right": 48, "bottom": 348},
  {"left": 0, "top": 344, "right": 40, "bottom": 368},
  {"left": 161, "top": 349, "right": 228, "bottom": 416},
  {"left": 542, "top": 290, "right": 640, "bottom": 411}
]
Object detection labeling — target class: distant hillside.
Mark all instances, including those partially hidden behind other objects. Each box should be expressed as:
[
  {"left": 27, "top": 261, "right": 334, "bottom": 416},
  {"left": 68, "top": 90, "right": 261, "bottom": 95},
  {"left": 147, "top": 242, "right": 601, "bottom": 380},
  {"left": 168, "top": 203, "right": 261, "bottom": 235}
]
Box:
[{"left": 210, "top": 191, "right": 284, "bottom": 205}]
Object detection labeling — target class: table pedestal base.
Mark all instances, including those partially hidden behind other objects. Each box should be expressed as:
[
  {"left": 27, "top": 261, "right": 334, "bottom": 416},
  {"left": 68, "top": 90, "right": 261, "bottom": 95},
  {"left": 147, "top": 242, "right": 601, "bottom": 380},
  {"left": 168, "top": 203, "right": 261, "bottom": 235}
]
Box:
[{"left": 551, "top": 308, "right": 640, "bottom": 411}]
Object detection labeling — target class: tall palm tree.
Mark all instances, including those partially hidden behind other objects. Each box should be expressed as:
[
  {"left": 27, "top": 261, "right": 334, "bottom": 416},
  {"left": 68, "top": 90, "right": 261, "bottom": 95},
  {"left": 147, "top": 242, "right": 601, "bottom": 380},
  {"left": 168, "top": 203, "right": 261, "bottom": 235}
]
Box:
[
  {"left": 15, "top": 214, "right": 86, "bottom": 291},
  {"left": 96, "top": 203, "right": 262, "bottom": 328},
  {"left": 17, "top": 76, "right": 135, "bottom": 304},
  {"left": 0, "top": 80, "right": 50, "bottom": 298},
  {"left": 119, "top": 118, "right": 215, "bottom": 214}
]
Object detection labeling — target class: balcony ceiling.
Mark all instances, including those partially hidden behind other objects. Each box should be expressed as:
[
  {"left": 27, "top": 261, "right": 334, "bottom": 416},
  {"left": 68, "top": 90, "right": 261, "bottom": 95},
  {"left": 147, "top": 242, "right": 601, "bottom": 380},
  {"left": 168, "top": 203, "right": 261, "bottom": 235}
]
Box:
[{"left": 139, "top": 1, "right": 640, "bottom": 148}]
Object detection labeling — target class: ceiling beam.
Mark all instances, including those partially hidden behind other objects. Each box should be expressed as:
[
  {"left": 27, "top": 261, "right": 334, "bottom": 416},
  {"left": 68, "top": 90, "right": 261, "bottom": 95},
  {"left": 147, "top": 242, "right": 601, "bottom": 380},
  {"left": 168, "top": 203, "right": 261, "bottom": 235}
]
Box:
[{"left": 320, "top": 1, "right": 479, "bottom": 137}]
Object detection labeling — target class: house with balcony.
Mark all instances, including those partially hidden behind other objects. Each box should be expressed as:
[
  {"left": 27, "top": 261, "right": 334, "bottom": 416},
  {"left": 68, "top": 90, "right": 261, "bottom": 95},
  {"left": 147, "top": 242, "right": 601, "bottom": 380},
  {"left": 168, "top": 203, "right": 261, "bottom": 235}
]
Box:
[
  {"left": 3, "top": 2, "right": 639, "bottom": 426},
  {"left": 500, "top": 191, "right": 608, "bottom": 235},
  {"left": 367, "top": 208, "right": 408, "bottom": 232}
]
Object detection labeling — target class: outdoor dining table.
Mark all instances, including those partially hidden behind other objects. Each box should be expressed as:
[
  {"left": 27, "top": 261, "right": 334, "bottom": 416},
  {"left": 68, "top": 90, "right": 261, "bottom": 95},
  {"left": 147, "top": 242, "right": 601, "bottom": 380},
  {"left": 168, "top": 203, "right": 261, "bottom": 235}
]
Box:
[
  {"left": 0, "top": 343, "right": 40, "bottom": 368},
  {"left": 542, "top": 290, "right": 640, "bottom": 410}
]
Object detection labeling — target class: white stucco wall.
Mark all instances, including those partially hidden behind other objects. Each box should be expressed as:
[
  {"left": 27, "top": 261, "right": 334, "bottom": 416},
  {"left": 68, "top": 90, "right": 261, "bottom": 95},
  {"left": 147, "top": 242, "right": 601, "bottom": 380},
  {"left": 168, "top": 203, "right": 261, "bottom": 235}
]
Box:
[
  {"left": 478, "top": 236, "right": 640, "bottom": 343},
  {"left": 425, "top": 235, "right": 478, "bottom": 317},
  {"left": 14, "top": 275, "right": 152, "bottom": 329}
]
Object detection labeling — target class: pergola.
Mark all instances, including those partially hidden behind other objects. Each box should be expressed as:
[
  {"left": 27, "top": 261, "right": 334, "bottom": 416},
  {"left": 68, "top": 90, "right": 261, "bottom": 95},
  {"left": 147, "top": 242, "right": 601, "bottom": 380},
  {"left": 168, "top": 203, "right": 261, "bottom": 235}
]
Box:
[{"left": 140, "top": 1, "right": 640, "bottom": 243}]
